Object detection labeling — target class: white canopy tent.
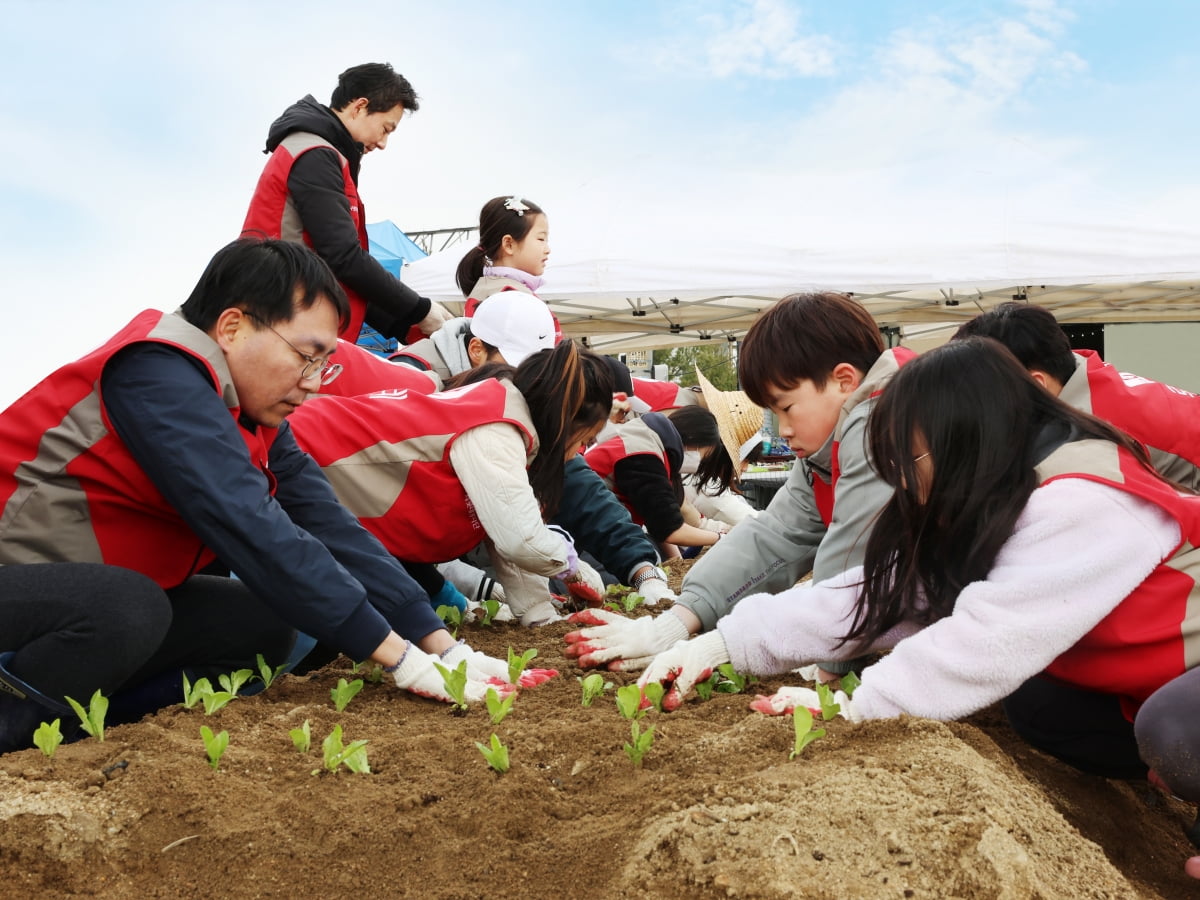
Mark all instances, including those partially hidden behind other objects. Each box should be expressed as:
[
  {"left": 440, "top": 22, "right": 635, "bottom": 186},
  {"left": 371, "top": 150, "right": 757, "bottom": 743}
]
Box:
[{"left": 400, "top": 232, "right": 1200, "bottom": 354}]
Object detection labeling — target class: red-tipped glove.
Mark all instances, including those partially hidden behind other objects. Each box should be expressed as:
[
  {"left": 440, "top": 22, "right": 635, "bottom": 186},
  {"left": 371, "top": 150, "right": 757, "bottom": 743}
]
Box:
[
  {"left": 388, "top": 642, "right": 513, "bottom": 704},
  {"left": 564, "top": 608, "right": 690, "bottom": 671},
  {"left": 440, "top": 642, "right": 558, "bottom": 688},
  {"left": 750, "top": 685, "right": 857, "bottom": 721},
  {"left": 636, "top": 630, "right": 730, "bottom": 711},
  {"left": 563, "top": 558, "right": 606, "bottom": 607}
]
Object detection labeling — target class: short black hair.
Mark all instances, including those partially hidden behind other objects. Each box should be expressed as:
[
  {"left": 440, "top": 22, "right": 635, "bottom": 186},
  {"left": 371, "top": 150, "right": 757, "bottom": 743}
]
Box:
[
  {"left": 180, "top": 237, "right": 349, "bottom": 333},
  {"left": 952, "top": 302, "right": 1076, "bottom": 386},
  {"left": 330, "top": 63, "right": 419, "bottom": 114}
]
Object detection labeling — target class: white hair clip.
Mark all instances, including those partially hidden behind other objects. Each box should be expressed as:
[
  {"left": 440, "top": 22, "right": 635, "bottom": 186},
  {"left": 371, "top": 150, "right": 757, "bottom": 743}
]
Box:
[{"left": 504, "top": 197, "right": 530, "bottom": 216}]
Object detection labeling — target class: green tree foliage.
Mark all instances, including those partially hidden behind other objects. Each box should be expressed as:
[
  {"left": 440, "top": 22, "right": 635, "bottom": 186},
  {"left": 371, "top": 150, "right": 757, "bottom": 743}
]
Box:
[{"left": 657, "top": 345, "right": 738, "bottom": 391}]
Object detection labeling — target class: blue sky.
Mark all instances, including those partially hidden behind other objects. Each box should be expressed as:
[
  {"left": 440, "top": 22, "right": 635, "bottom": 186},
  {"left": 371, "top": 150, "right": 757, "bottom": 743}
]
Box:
[{"left": 1, "top": 0, "right": 1197, "bottom": 406}]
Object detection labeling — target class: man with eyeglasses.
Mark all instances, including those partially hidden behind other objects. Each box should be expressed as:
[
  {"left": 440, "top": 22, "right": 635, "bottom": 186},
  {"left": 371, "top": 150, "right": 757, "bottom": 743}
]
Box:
[{"left": 0, "top": 238, "right": 526, "bottom": 755}]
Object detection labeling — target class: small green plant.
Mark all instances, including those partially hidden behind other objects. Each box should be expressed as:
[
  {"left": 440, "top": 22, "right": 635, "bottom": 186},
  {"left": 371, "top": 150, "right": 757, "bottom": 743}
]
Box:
[
  {"left": 478, "top": 596, "right": 502, "bottom": 627},
  {"left": 255, "top": 653, "right": 287, "bottom": 690},
  {"left": 290, "top": 719, "right": 312, "bottom": 753},
  {"left": 485, "top": 687, "right": 515, "bottom": 725},
  {"left": 624, "top": 720, "right": 655, "bottom": 766},
  {"left": 475, "top": 732, "right": 510, "bottom": 773},
  {"left": 200, "top": 688, "right": 234, "bottom": 716},
  {"left": 435, "top": 604, "right": 463, "bottom": 638},
  {"left": 814, "top": 682, "right": 841, "bottom": 721},
  {"left": 65, "top": 690, "right": 108, "bottom": 742},
  {"left": 578, "top": 673, "right": 613, "bottom": 707},
  {"left": 641, "top": 681, "right": 665, "bottom": 713},
  {"left": 182, "top": 674, "right": 213, "bottom": 710},
  {"left": 352, "top": 660, "right": 384, "bottom": 684},
  {"left": 320, "top": 724, "right": 370, "bottom": 774},
  {"left": 433, "top": 660, "right": 469, "bottom": 713},
  {"left": 603, "top": 585, "right": 644, "bottom": 614},
  {"left": 218, "top": 668, "right": 253, "bottom": 698},
  {"left": 615, "top": 683, "right": 647, "bottom": 720},
  {"left": 32, "top": 719, "right": 63, "bottom": 758},
  {"left": 200, "top": 725, "right": 230, "bottom": 771},
  {"left": 506, "top": 647, "right": 537, "bottom": 685},
  {"left": 331, "top": 677, "right": 365, "bottom": 713},
  {"left": 694, "top": 663, "right": 754, "bottom": 701},
  {"left": 789, "top": 705, "right": 826, "bottom": 759},
  {"left": 839, "top": 671, "right": 861, "bottom": 698}
]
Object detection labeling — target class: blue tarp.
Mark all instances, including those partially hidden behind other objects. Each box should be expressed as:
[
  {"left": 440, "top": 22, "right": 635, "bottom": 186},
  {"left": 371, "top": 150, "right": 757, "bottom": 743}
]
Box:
[{"left": 367, "top": 220, "right": 427, "bottom": 277}]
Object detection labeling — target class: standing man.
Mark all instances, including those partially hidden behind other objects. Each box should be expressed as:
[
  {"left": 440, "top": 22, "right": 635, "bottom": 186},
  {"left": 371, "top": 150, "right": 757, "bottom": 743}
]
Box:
[
  {"left": 242, "top": 62, "right": 452, "bottom": 344},
  {"left": 0, "top": 238, "right": 516, "bottom": 755}
]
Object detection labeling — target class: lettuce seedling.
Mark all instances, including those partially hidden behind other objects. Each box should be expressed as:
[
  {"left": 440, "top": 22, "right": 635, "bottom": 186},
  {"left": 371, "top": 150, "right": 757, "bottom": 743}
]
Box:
[
  {"left": 615, "top": 683, "right": 648, "bottom": 720},
  {"left": 290, "top": 719, "right": 312, "bottom": 754},
  {"left": 255, "top": 653, "right": 287, "bottom": 690},
  {"left": 331, "top": 677, "right": 364, "bottom": 713},
  {"left": 433, "top": 660, "right": 469, "bottom": 713},
  {"left": 475, "top": 732, "right": 510, "bottom": 773},
  {"left": 789, "top": 705, "right": 826, "bottom": 759},
  {"left": 65, "top": 690, "right": 108, "bottom": 742},
  {"left": 33, "top": 719, "right": 63, "bottom": 759},
  {"left": 714, "top": 663, "right": 752, "bottom": 693},
  {"left": 624, "top": 720, "right": 655, "bottom": 767},
  {"left": 201, "top": 689, "right": 234, "bottom": 716},
  {"left": 181, "top": 674, "right": 213, "bottom": 710},
  {"left": 478, "top": 597, "right": 501, "bottom": 627},
  {"left": 578, "top": 673, "right": 613, "bottom": 707},
  {"left": 200, "top": 725, "right": 229, "bottom": 771},
  {"left": 435, "top": 604, "right": 463, "bottom": 638},
  {"left": 839, "top": 671, "right": 862, "bottom": 698},
  {"left": 603, "top": 585, "right": 643, "bottom": 615},
  {"left": 642, "top": 681, "right": 665, "bottom": 713},
  {"left": 485, "top": 687, "right": 515, "bottom": 726},
  {"left": 352, "top": 660, "right": 384, "bottom": 684},
  {"left": 219, "top": 668, "right": 253, "bottom": 698},
  {"left": 320, "top": 724, "right": 370, "bottom": 774},
  {"left": 814, "top": 682, "right": 841, "bottom": 721},
  {"left": 506, "top": 647, "right": 538, "bottom": 686}
]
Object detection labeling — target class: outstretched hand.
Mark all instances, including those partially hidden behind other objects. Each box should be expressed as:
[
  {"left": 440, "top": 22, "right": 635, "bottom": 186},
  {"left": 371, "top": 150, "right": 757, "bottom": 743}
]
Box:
[
  {"left": 563, "top": 608, "right": 689, "bottom": 671},
  {"left": 636, "top": 630, "right": 731, "bottom": 711},
  {"left": 750, "top": 685, "right": 854, "bottom": 720},
  {"left": 441, "top": 642, "right": 558, "bottom": 688},
  {"left": 389, "top": 642, "right": 513, "bottom": 704}
]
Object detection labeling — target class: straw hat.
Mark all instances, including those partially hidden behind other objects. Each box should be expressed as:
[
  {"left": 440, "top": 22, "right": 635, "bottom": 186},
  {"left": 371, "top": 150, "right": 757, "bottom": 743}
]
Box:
[{"left": 695, "top": 367, "right": 764, "bottom": 468}]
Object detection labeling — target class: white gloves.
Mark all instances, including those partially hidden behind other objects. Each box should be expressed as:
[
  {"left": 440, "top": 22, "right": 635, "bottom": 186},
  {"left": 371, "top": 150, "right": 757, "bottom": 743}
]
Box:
[
  {"left": 440, "top": 642, "right": 557, "bottom": 688},
  {"left": 416, "top": 301, "right": 455, "bottom": 336},
  {"left": 697, "top": 515, "right": 732, "bottom": 534},
  {"left": 749, "top": 685, "right": 859, "bottom": 722},
  {"left": 637, "top": 630, "right": 731, "bottom": 711},
  {"left": 562, "top": 558, "right": 606, "bottom": 607},
  {"left": 635, "top": 576, "right": 677, "bottom": 606},
  {"left": 563, "top": 608, "right": 690, "bottom": 671},
  {"left": 388, "top": 641, "right": 504, "bottom": 704}
]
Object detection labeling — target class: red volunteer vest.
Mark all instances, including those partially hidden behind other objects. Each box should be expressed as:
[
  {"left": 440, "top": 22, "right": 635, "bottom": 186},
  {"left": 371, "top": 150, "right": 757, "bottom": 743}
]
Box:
[
  {"left": 0, "top": 310, "right": 277, "bottom": 587},
  {"left": 288, "top": 379, "right": 536, "bottom": 563},
  {"left": 810, "top": 348, "right": 916, "bottom": 524},
  {"left": 318, "top": 339, "right": 439, "bottom": 398},
  {"left": 631, "top": 378, "right": 702, "bottom": 412},
  {"left": 242, "top": 132, "right": 369, "bottom": 342},
  {"left": 583, "top": 419, "right": 672, "bottom": 525},
  {"left": 1036, "top": 440, "right": 1200, "bottom": 719}
]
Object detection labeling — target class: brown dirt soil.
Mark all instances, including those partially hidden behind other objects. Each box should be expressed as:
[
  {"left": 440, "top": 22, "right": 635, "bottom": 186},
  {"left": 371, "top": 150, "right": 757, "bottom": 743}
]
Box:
[{"left": 0, "top": 560, "right": 1197, "bottom": 899}]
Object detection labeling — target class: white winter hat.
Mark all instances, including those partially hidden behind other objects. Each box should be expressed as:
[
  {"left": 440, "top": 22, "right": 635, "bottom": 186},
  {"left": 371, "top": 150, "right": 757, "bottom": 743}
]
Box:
[{"left": 470, "top": 291, "right": 557, "bottom": 367}]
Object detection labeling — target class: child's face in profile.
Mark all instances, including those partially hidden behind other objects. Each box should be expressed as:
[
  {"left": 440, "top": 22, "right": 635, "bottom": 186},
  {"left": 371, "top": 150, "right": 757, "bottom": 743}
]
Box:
[{"left": 765, "top": 377, "right": 847, "bottom": 459}]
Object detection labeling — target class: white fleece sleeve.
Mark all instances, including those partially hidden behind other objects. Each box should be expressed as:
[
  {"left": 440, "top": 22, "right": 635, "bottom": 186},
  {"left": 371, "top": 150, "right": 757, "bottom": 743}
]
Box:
[
  {"left": 720, "top": 479, "right": 1181, "bottom": 721},
  {"left": 449, "top": 424, "right": 570, "bottom": 575}
]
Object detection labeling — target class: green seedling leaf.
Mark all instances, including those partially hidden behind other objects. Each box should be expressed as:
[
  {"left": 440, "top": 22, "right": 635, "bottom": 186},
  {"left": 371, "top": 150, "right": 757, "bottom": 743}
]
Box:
[
  {"left": 789, "top": 705, "right": 827, "bottom": 759},
  {"left": 181, "top": 674, "right": 213, "bottom": 710},
  {"left": 321, "top": 724, "right": 370, "bottom": 774},
  {"left": 351, "top": 660, "right": 384, "bottom": 684},
  {"left": 201, "top": 690, "right": 234, "bottom": 716},
  {"left": 714, "top": 663, "right": 751, "bottom": 694},
  {"left": 695, "top": 672, "right": 719, "bottom": 701},
  {"left": 642, "top": 681, "right": 665, "bottom": 713},
  {"left": 485, "top": 687, "right": 515, "bottom": 726},
  {"left": 200, "top": 725, "right": 229, "bottom": 771},
  {"left": 255, "top": 653, "right": 287, "bottom": 690},
  {"left": 479, "top": 597, "right": 501, "bottom": 627},
  {"left": 839, "top": 671, "right": 862, "bottom": 698},
  {"left": 506, "top": 647, "right": 537, "bottom": 686},
  {"left": 65, "top": 690, "right": 107, "bottom": 742},
  {"left": 578, "top": 672, "right": 613, "bottom": 707},
  {"left": 331, "top": 677, "right": 365, "bottom": 713},
  {"left": 290, "top": 719, "right": 312, "bottom": 754},
  {"left": 615, "top": 683, "right": 646, "bottom": 720},
  {"left": 623, "top": 720, "right": 655, "bottom": 766},
  {"left": 432, "top": 660, "right": 469, "bottom": 712},
  {"left": 435, "top": 604, "right": 463, "bottom": 638},
  {"left": 219, "top": 668, "right": 253, "bottom": 698},
  {"left": 475, "top": 732, "right": 510, "bottom": 773},
  {"left": 814, "top": 682, "right": 841, "bottom": 721},
  {"left": 33, "top": 719, "right": 63, "bottom": 758}
]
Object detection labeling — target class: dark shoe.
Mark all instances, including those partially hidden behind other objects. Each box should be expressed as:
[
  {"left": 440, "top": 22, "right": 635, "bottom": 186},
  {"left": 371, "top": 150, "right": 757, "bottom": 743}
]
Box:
[{"left": 0, "top": 652, "right": 73, "bottom": 755}]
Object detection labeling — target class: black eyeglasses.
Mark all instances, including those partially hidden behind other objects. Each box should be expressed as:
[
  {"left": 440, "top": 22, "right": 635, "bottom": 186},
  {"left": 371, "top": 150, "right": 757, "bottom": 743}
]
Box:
[{"left": 244, "top": 312, "right": 342, "bottom": 385}]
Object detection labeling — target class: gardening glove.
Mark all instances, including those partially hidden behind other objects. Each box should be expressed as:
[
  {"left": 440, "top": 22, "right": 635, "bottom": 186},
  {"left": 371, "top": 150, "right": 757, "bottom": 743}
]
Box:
[
  {"left": 563, "top": 558, "right": 605, "bottom": 607},
  {"left": 697, "top": 515, "right": 732, "bottom": 535},
  {"left": 637, "top": 630, "right": 730, "bottom": 711},
  {"left": 416, "top": 300, "right": 455, "bottom": 336},
  {"left": 440, "top": 641, "right": 558, "bottom": 688},
  {"left": 563, "top": 608, "right": 689, "bottom": 671},
  {"left": 430, "top": 579, "right": 468, "bottom": 614},
  {"left": 750, "top": 685, "right": 858, "bottom": 721},
  {"left": 631, "top": 572, "right": 676, "bottom": 606},
  {"left": 387, "top": 642, "right": 508, "bottom": 704}
]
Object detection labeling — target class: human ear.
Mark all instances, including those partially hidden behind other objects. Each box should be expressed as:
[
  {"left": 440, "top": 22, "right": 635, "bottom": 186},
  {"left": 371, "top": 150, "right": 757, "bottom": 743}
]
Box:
[
  {"left": 212, "top": 308, "right": 248, "bottom": 352},
  {"left": 467, "top": 337, "right": 488, "bottom": 366},
  {"left": 831, "top": 362, "right": 863, "bottom": 393}
]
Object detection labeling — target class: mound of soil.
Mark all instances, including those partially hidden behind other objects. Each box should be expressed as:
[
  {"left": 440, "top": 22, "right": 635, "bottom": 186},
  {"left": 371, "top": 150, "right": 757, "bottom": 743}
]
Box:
[{"left": 0, "top": 563, "right": 1196, "bottom": 899}]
